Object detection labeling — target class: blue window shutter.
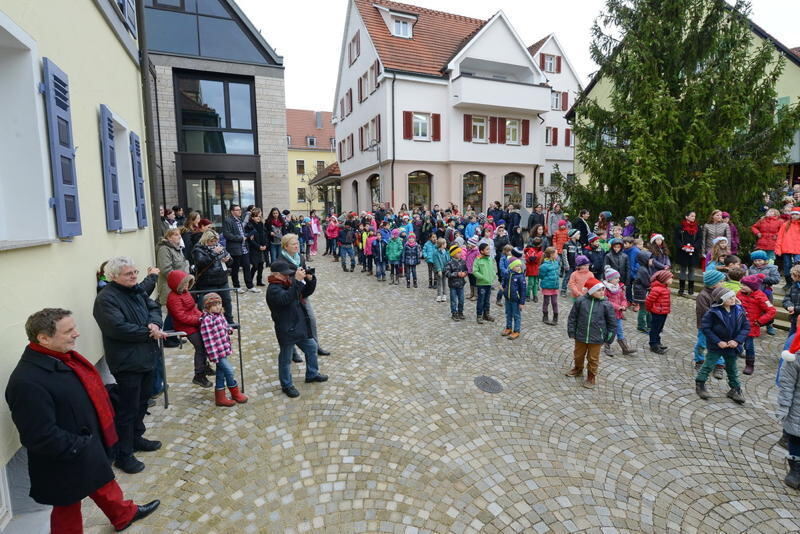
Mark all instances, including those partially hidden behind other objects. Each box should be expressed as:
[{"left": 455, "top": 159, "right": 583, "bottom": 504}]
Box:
[
  {"left": 129, "top": 131, "right": 148, "bottom": 228},
  {"left": 99, "top": 104, "right": 122, "bottom": 231},
  {"left": 124, "top": 0, "right": 137, "bottom": 38},
  {"left": 42, "top": 58, "right": 82, "bottom": 238}
]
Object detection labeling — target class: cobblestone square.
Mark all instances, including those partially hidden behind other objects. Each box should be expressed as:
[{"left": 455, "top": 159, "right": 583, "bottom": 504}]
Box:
[{"left": 85, "top": 257, "right": 800, "bottom": 533}]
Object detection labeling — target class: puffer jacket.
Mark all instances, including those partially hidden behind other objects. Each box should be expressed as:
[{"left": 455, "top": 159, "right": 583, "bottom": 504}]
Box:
[
  {"left": 402, "top": 242, "right": 422, "bottom": 265},
  {"left": 156, "top": 239, "right": 190, "bottom": 304},
  {"left": 567, "top": 294, "right": 617, "bottom": 344},
  {"left": 503, "top": 270, "right": 527, "bottom": 303},
  {"left": 422, "top": 240, "right": 438, "bottom": 263},
  {"left": 695, "top": 287, "right": 716, "bottom": 329},
  {"left": 165, "top": 270, "right": 201, "bottom": 335},
  {"left": 776, "top": 356, "right": 800, "bottom": 437},
  {"left": 372, "top": 239, "right": 386, "bottom": 263},
  {"left": 386, "top": 238, "right": 404, "bottom": 262},
  {"left": 604, "top": 283, "right": 627, "bottom": 319},
  {"left": 645, "top": 279, "right": 671, "bottom": 315},
  {"left": 192, "top": 244, "right": 230, "bottom": 288},
  {"left": 524, "top": 247, "right": 543, "bottom": 277},
  {"left": 783, "top": 282, "right": 800, "bottom": 329},
  {"left": 632, "top": 250, "right": 653, "bottom": 303},
  {"left": 737, "top": 289, "right": 775, "bottom": 337},
  {"left": 539, "top": 259, "right": 560, "bottom": 289},
  {"left": 465, "top": 247, "right": 479, "bottom": 273},
  {"left": 702, "top": 222, "right": 730, "bottom": 255},
  {"left": 603, "top": 250, "right": 629, "bottom": 284},
  {"left": 748, "top": 263, "right": 780, "bottom": 288},
  {"left": 700, "top": 304, "right": 750, "bottom": 357},
  {"left": 776, "top": 219, "right": 800, "bottom": 256},
  {"left": 584, "top": 247, "right": 605, "bottom": 278},
  {"left": 750, "top": 215, "right": 783, "bottom": 251},
  {"left": 431, "top": 248, "right": 450, "bottom": 272},
  {"left": 444, "top": 257, "right": 468, "bottom": 289}
]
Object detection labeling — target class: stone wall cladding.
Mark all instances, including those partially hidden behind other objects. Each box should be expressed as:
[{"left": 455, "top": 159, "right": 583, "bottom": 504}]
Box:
[
  {"left": 153, "top": 66, "right": 179, "bottom": 207},
  {"left": 255, "top": 76, "right": 289, "bottom": 209}
]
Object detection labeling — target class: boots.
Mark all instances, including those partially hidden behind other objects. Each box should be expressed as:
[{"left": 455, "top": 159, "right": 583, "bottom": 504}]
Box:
[
  {"left": 215, "top": 389, "right": 235, "bottom": 407},
  {"left": 458, "top": 312, "right": 466, "bottom": 321},
  {"left": 678, "top": 279, "right": 685, "bottom": 297},
  {"left": 477, "top": 315, "right": 484, "bottom": 324},
  {"left": 727, "top": 387, "right": 745, "bottom": 404},
  {"left": 688, "top": 280, "right": 695, "bottom": 296},
  {"left": 468, "top": 286, "right": 476, "bottom": 301},
  {"left": 650, "top": 344, "right": 667, "bottom": 355},
  {"left": 743, "top": 358, "right": 755, "bottom": 375},
  {"left": 390, "top": 273, "right": 395, "bottom": 284},
  {"left": 451, "top": 313, "right": 459, "bottom": 322},
  {"left": 565, "top": 366, "right": 583, "bottom": 377},
  {"left": 483, "top": 313, "right": 495, "bottom": 322},
  {"left": 618, "top": 338, "right": 637, "bottom": 355},
  {"left": 413, "top": 280, "right": 418, "bottom": 288},
  {"left": 229, "top": 385, "right": 248, "bottom": 403},
  {"left": 582, "top": 372, "right": 596, "bottom": 389},
  {"left": 603, "top": 343, "right": 615, "bottom": 357},
  {"left": 785, "top": 457, "right": 800, "bottom": 489},
  {"left": 550, "top": 313, "right": 559, "bottom": 326},
  {"left": 695, "top": 381, "right": 710, "bottom": 400},
  {"left": 532, "top": 294, "right": 538, "bottom": 303},
  {"left": 406, "top": 279, "right": 411, "bottom": 288},
  {"left": 501, "top": 328, "right": 512, "bottom": 336},
  {"left": 542, "top": 311, "right": 549, "bottom": 324}
]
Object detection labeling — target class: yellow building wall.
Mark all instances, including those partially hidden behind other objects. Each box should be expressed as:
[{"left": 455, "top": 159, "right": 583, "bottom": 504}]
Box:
[
  {"left": 0, "top": 2, "right": 155, "bottom": 464},
  {"left": 288, "top": 148, "right": 336, "bottom": 214}
]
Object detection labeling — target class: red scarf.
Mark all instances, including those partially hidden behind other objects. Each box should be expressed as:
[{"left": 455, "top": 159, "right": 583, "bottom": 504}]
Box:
[
  {"left": 268, "top": 275, "right": 304, "bottom": 303},
  {"left": 28, "top": 343, "right": 118, "bottom": 447},
  {"left": 681, "top": 219, "right": 699, "bottom": 236}
]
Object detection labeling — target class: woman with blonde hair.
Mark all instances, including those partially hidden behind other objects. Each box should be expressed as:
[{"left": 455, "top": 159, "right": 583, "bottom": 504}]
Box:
[{"left": 701, "top": 209, "right": 729, "bottom": 258}]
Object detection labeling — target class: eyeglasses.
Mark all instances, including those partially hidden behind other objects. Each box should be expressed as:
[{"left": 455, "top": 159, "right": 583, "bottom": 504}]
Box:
[{"left": 121, "top": 270, "right": 139, "bottom": 277}]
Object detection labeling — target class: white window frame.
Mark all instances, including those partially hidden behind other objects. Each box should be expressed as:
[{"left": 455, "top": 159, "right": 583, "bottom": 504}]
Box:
[
  {"left": 567, "top": 129, "right": 575, "bottom": 147},
  {"left": 412, "top": 112, "right": 430, "bottom": 141},
  {"left": 368, "top": 64, "right": 377, "bottom": 93},
  {"left": 307, "top": 136, "right": 316, "bottom": 147},
  {"left": 544, "top": 54, "right": 556, "bottom": 73},
  {"left": 471, "top": 116, "right": 487, "bottom": 143},
  {"left": 361, "top": 72, "right": 369, "bottom": 102},
  {"left": 369, "top": 117, "right": 379, "bottom": 144},
  {"left": 393, "top": 17, "right": 413, "bottom": 38},
  {"left": 362, "top": 122, "right": 371, "bottom": 149},
  {"left": 545, "top": 127, "right": 553, "bottom": 146},
  {"left": 297, "top": 187, "right": 307, "bottom": 203},
  {"left": 551, "top": 91, "right": 562, "bottom": 110},
  {"left": 108, "top": 111, "right": 138, "bottom": 231},
  {"left": 506, "top": 119, "right": 520, "bottom": 146}
]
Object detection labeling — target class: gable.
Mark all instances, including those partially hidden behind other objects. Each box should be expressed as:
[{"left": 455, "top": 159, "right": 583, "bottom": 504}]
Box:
[{"left": 452, "top": 15, "right": 537, "bottom": 76}]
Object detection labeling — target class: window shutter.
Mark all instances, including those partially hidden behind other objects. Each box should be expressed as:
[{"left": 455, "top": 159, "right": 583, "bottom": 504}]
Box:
[
  {"left": 489, "top": 117, "right": 498, "bottom": 143},
  {"left": 562, "top": 92, "right": 568, "bottom": 111},
  {"left": 403, "top": 111, "right": 413, "bottom": 139},
  {"left": 338, "top": 141, "right": 343, "bottom": 161},
  {"left": 348, "top": 134, "right": 354, "bottom": 158},
  {"left": 556, "top": 56, "right": 562, "bottom": 73},
  {"left": 498, "top": 118, "right": 507, "bottom": 144},
  {"left": 347, "top": 89, "right": 352, "bottom": 114},
  {"left": 359, "top": 126, "right": 364, "bottom": 151},
  {"left": 355, "top": 30, "right": 360, "bottom": 57},
  {"left": 124, "top": 0, "right": 137, "bottom": 38},
  {"left": 358, "top": 77, "right": 363, "bottom": 102},
  {"left": 565, "top": 128, "right": 571, "bottom": 147},
  {"left": 41, "top": 58, "right": 82, "bottom": 238},
  {"left": 463, "top": 114, "right": 472, "bottom": 142},
  {"left": 376, "top": 114, "right": 381, "bottom": 142},
  {"left": 539, "top": 54, "right": 545, "bottom": 70},
  {"left": 340, "top": 98, "right": 345, "bottom": 118},
  {"left": 552, "top": 127, "right": 559, "bottom": 146},
  {"left": 99, "top": 104, "right": 122, "bottom": 231},
  {"left": 432, "top": 113, "right": 441, "bottom": 142},
  {"left": 521, "top": 119, "right": 530, "bottom": 146},
  {"left": 129, "top": 131, "right": 148, "bottom": 228}
]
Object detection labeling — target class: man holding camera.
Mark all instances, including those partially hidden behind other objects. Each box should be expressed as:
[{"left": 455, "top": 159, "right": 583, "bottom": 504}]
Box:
[{"left": 266, "top": 260, "right": 328, "bottom": 398}]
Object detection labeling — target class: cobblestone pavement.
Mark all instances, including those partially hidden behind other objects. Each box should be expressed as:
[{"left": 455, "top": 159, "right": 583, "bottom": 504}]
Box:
[{"left": 85, "top": 256, "right": 800, "bottom": 533}]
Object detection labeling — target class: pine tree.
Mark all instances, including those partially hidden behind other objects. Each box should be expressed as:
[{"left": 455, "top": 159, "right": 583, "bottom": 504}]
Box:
[{"left": 569, "top": 0, "right": 800, "bottom": 237}]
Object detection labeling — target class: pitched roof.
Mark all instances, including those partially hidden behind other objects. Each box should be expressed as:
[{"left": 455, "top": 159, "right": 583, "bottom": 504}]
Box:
[
  {"left": 354, "top": 0, "right": 486, "bottom": 77},
  {"left": 285, "top": 109, "right": 335, "bottom": 150},
  {"left": 527, "top": 35, "right": 550, "bottom": 56},
  {"left": 792, "top": 47, "right": 800, "bottom": 57},
  {"left": 308, "top": 162, "right": 341, "bottom": 187}
]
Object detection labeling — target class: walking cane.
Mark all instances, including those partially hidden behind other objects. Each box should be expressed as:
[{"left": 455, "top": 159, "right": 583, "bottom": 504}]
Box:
[{"left": 158, "top": 330, "right": 186, "bottom": 409}]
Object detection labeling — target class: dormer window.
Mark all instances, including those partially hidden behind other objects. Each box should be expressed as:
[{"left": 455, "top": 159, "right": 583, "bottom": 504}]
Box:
[{"left": 393, "top": 18, "right": 412, "bottom": 38}]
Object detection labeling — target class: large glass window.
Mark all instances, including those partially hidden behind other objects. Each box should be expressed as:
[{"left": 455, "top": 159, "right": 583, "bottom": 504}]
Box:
[
  {"left": 185, "top": 175, "right": 256, "bottom": 228},
  {"left": 463, "top": 172, "right": 484, "bottom": 212},
  {"left": 472, "top": 116, "right": 487, "bottom": 142},
  {"left": 408, "top": 171, "right": 431, "bottom": 210},
  {"left": 506, "top": 119, "right": 520, "bottom": 145},
  {"left": 177, "top": 74, "right": 255, "bottom": 155},
  {"left": 412, "top": 113, "right": 429, "bottom": 140},
  {"left": 504, "top": 173, "right": 523, "bottom": 207},
  {"left": 369, "top": 174, "right": 380, "bottom": 206}
]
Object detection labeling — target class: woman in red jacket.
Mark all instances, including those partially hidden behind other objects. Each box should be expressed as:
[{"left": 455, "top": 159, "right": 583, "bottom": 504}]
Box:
[
  {"left": 751, "top": 208, "right": 783, "bottom": 262},
  {"left": 646, "top": 270, "right": 673, "bottom": 354},
  {"left": 166, "top": 270, "right": 210, "bottom": 387},
  {"left": 776, "top": 207, "right": 800, "bottom": 287}
]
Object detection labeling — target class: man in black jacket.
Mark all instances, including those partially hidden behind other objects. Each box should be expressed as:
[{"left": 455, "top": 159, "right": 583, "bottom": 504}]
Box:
[
  {"left": 93, "top": 257, "right": 164, "bottom": 474},
  {"left": 223, "top": 204, "right": 257, "bottom": 293},
  {"left": 266, "top": 260, "right": 328, "bottom": 398},
  {"left": 6, "top": 308, "right": 159, "bottom": 531},
  {"left": 527, "top": 204, "right": 545, "bottom": 232},
  {"left": 573, "top": 209, "right": 592, "bottom": 247}
]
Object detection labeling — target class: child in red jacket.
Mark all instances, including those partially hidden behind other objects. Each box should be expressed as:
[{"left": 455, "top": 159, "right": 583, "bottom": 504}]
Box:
[
  {"left": 524, "top": 237, "right": 544, "bottom": 302},
  {"left": 645, "top": 269, "right": 673, "bottom": 354},
  {"left": 737, "top": 273, "right": 776, "bottom": 375},
  {"left": 165, "top": 270, "right": 211, "bottom": 387}
]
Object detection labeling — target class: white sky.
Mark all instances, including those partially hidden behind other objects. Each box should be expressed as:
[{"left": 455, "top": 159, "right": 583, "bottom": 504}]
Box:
[{"left": 236, "top": 0, "right": 800, "bottom": 111}]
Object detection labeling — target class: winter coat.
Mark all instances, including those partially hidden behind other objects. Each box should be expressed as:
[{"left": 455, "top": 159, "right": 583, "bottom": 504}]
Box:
[
  {"left": 645, "top": 280, "right": 671, "bottom": 315},
  {"left": 562, "top": 239, "right": 581, "bottom": 270},
  {"left": 166, "top": 271, "right": 201, "bottom": 336},
  {"left": 632, "top": 250, "right": 653, "bottom": 303},
  {"left": 246, "top": 220, "right": 269, "bottom": 264},
  {"left": 324, "top": 221, "right": 338, "bottom": 240},
  {"left": 700, "top": 304, "right": 750, "bottom": 357},
  {"left": 737, "top": 289, "right": 775, "bottom": 337},
  {"left": 423, "top": 240, "right": 438, "bottom": 263},
  {"left": 547, "top": 210, "right": 565, "bottom": 236},
  {"left": 503, "top": 270, "right": 527, "bottom": 304},
  {"left": 524, "top": 247, "right": 543, "bottom": 277},
  {"left": 568, "top": 268, "right": 594, "bottom": 299},
  {"left": 776, "top": 356, "right": 800, "bottom": 437},
  {"left": 552, "top": 229, "right": 569, "bottom": 254},
  {"left": 539, "top": 259, "right": 560, "bottom": 289},
  {"left": 431, "top": 248, "right": 450, "bottom": 272},
  {"left": 750, "top": 215, "right": 783, "bottom": 251},
  {"left": 465, "top": 247, "right": 479, "bottom": 273},
  {"left": 92, "top": 276, "right": 162, "bottom": 374},
  {"left": 372, "top": 239, "right": 387, "bottom": 263},
  {"left": 337, "top": 226, "right": 355, "bottom": 246},
  {"left": 155, "top": 239, "right": 189, "bottom": 305},
  {"left": 527, "top": 211, "right": 545, "bottom": 231},
  {"left": 603, "top": 250, "right": 630, "bottom": 284},
  {"left": 624, "top": 246, "right": 640, "bottom": 281},
  {"left": 402, "top": 243, "right": 422, "bottom": 265},
  {"left": 473, "top": 255, "right": 497, "bottom": 286},
  {"left": 605, "top": 284, "right": 627, "bottom": 319},
  {"left": 585, "top": 247, "right": 606, "bottom": 278},
  {"left": 444, "top": 257, "right": 468, "bottom": 289},
  {"left": 223, "top": 215, "right": 246, "bottom": 256},
  {"left": 498, "top": 255, "right": 510, "bottom": 282},
  {"left": 696, "top": 287, "right": 716, "bottom": 329},
  {"left": 748, "top": 263, "right": 780, "bottom": 288},
  {"left": 702, "top": 222, "right": 730, "bottom": 255},
  {"left": 199, "top": 312, "right": 232, "bottom": 363},
  {"left": 386, "top": 238, "right": 404, "bottom": 262},
  {"left": 506, "top": 210, "right": 522, "bottom": 232},
  {"left": 4, "top": 346, "right": 115, "bottom": 506},
  {"left": 674, "top": 224, "right": 702, "bottom": 267},
  {"left": 573, "top": 217, "right": 592, "bottom": 246},
  {"left": 728, "top": 222, "right": 740, "bottom": 254},
  {"left": 777, "top": 219, "right": 800, "bottom": 256},
  {"left": 192, "top": 244, "right": 230, "bottom": 289},
  {"left": 266, "top": 278, "right": 317, "bottom": 346},
  {"left": 650, "top": 250, "right": 671, "bottom": 271},
  {"left": 493, "top": 235, "right": 510, "bottom": 262},
  {"left": 568, "top": 294, "right": 617, "bottom": 344},
  {"left": 783, "top": 282, "right": 800, "bottom": 329}
]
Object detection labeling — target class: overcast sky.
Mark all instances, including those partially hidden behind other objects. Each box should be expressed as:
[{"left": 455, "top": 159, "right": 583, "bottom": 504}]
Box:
[{"left": 236, "top": 0, "right": 800, "bottom": 112}]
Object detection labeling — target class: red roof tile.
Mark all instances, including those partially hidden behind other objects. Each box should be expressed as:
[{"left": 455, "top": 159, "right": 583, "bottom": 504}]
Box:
[
  {"left": 285, "top": 109, "right": 335, "bottom": 150},
  {"left": 527, "top": 35, "right": 549, "bottom": 56},
  {"left": 792, "top": 47, "right": 800, "bottom": 57},
  {"left": 354, "top": 0, "right": 486, "bottom": 77}
]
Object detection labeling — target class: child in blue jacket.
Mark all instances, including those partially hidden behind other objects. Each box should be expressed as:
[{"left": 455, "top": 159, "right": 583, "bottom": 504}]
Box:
[
  {"left": 495, "top": 244, "right": 513, "bottom": 306},
  {"left": 501, "top": 259, "right": 527, "bottom": 339},
  {"left": 423, "top": 234, "right": 438, "bottom": 289}
]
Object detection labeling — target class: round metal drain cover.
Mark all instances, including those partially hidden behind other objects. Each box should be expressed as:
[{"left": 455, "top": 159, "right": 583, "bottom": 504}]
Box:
[{"left": 474, "top": 376, "right": 503, "bottom": 394}]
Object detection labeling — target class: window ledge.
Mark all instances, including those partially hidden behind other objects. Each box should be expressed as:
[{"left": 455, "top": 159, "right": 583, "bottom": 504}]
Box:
[
  {"left": 0, "top": 239, "right": 59, "bottom": 252},
  {"left": 118, "top": 227, "right": 139, "bottom": 234}
]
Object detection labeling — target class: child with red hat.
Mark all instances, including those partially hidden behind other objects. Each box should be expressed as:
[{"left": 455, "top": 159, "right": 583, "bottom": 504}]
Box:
[
  {"left": 737, "top": 273, "right": 776, "bottom": 375},
  {"left": 645, "top": 269, "right": 673, "bottom": 354},
  {"left": 566, "top": 277, "right": 617, "bottom": 388}
]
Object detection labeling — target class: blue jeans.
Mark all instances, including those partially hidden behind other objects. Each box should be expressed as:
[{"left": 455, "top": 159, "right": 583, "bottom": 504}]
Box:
[
  {"left": 375, "top": 260, "right": 385, "bottom": 279},
  {"left": 476, "top": 285, "right": 492, "bottom": 317},
  {"left": 615, "top": 317, "right": 625, "bottom": 340},
  {"left": 405, "top": 264, "right": 417, "bottom": 282},
  {"left": 504, "top": 299, "right": 521, "bottom": 331},
  {"left": 339, "top": 245, "right": 355, "bottom": 268},
  {"left": 561, "top": 267, "right": 573, "bottom": 291},
  {"left": 278, "top": 337, "right": 320, "bottom": 389},
  {"left": 744, "top": 336, "right": 755, "bottom": 358},
  {"left": 450, "top": 286, "right": 464, "bottom": 314},
  {"left": 695, "top": 329, "right": 724, "bottom": 365},
  {"left": 784, "top": 254, "right": 800, "bottom": 277},
  {"left": 270, "top": 244, "right": 282, "bottom": 265},
  {"left": 649, "top": 313, "right": 668, "bottom": 347},
  {"left": 215, "top": 356, "right": 237, "bottom": 390}
]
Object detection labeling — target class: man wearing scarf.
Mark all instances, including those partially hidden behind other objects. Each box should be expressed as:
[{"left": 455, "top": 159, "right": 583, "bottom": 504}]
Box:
[{"left": 5, "top": 309, "right": 159, "bottom": 532}]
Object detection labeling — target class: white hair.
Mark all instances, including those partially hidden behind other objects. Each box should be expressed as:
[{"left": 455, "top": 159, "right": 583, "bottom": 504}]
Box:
[{"left": 105, "top": 256, "right": 137, "bottom": 279}]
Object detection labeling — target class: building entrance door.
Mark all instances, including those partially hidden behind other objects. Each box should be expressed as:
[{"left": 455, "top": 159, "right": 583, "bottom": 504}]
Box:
[{"left": 186, "top": 175, "right": 256, "bottom": 228}]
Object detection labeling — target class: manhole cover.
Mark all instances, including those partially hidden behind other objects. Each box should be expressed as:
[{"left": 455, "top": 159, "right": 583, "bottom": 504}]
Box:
[{"left": 474, "top": 376, "right": 503, "bottom": 393}]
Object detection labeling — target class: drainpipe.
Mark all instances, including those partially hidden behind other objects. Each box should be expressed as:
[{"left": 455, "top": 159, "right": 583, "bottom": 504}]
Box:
[{"left": 390, "top": 72, "right": 397, "bottom": 209}]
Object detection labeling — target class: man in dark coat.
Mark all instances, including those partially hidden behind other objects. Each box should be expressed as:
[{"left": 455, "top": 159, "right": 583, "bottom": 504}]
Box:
[
  {"left": 527, "top": 204, "right": 545, "bottom": 231},
  {"left": 93, "top": 257, "right": 164, "bottom": 474},
  {"left": 5, "top": 308, "right": 159, "bottom": 532},
  {"left": 573, "top": 209, "right": 592, "bottom": 247},
  {"left": 266, "top": 260, "right": 327, "bottom": 398},
  {"left": 223, "top": 204, "right": 256, "bottom": 293}
]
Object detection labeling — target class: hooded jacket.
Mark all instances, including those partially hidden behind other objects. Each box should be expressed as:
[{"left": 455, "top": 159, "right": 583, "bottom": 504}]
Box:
[
  {"left": 402, "top": 242, "right": 422, "bottom": 265},
  {"left": 266, "top": 277, "right": 317, "bottom": 346},
  {"left": 645, "top": 279, "right": 671, "bottom": 315},
  {"left": 604, "top": 282, "right": 628, "bottom": 320},
  {"left": 700, "top": 304, "right": 750, "bottom": 357},
  {"left": 387, "top": 237, "right": 404, "bottom": 262},
  {"left": 776, "top": 356, "right": 800, "bottom": 437},
  {"left": 777, "top": 219, "right": 800, "bottom": 256},
  {"left": 444, "top": 257, "right": 468, "bottom": 289},
  {"left": 166, "top": 270, "right": 201, "bottom": 335},
  {"left": 503, "top": 269, "right": 527, "bottom": 303},
  {"left": 567, "top": 294, "right": 617, "bottom": 344},
  {"left": 524, "top": 247, "right": 543, "bottom": 277},
  {"left": 156, "top": 238, "right": 190, "bottom": 305},
  {"left": 632, "top": 249, "right": 653, "bottom": 303},
  {"left": 751, "top": 215, "right": 782, "bottom": 251},
  {"left": 737, "top": 289, "right": 775, "bottom": 337},
  {"left": 539, "top": 259, "right": 560, "bottom": 289},
  {"left": 603, "top": 249, "right": 629, "bottom": 284}
]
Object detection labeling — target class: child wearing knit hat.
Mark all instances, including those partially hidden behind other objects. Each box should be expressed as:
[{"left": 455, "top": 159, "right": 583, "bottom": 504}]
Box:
[
  {"left": 567, "top": 255, "right": 594, "bottom": 300},
  {"left": 524, "top": 238, "right": 544, "bottom": 303},
  {"left": 602, "top": 266, "right": 637, "bottom": 356},
  {"left": 501, "top": 259, "right": 527, "bottom": 340},
  {"left": 694, "top": 269, "right": 726, "bottom": 374},
  {"left": 386, "top": 229, "right": 404, "bottom": 283},
  {"left": 566, "top": 277, "right": 617, "bottom": 388},
  {"left": 465, "top": 236, "right": 481, "bottom": 301},
  {"left": 539, "top": 247, "right": 561, "bottom": 325},
  {"left": 402, "top": 233, "right": 422, "bottom": 288},
  {"left": 645, "top": 270, "right": 673, "bottom": 354},
  {"left": 444, "top": 245, "right": 468, "bottom": 321},
  {"left": 432, "top": 238, "right": 450, "bottom": 301},
  {"left": 736, "top": 273, "right": 775, "bottom": 375},
  {"left": 423, "top": 234, "right": 438, "bottom": 289},
  {"left": 560, "top": 229, "right": 583, "bottom": 297},
  {"left": 748, "top": 250, "right": 780, "bottom": 335}
]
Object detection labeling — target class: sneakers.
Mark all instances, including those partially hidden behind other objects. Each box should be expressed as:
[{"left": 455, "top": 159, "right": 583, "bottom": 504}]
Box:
[
  {"left": 304, "top": 374, "right": 329, "bottom": 383},
  {"left": 236, "top": 288, "right": 246, "bottom": 294},
  {"left": 726, "top": 387, "right": 745, "bottom": 404},
  {"left": 483, "top": 314, "right": 495, "bottom": 322},
  {"left": 649, "top": 344, "right": 667, "bottom": 354},
  {"left": 712, "top": 365, "right": 725, "bottom": 380},
  {"left": 192, "top": 374, "right": 212, "bottom": 388},
  {"left": 248, "top": 287, "right": 261, "bottom": 293},
  {"left": 766, "top": 324, "right": 777, "bottom": 336},
  {"left": 501, "top": 328, "right": 512, "bottom": 336},
  {"left": 282, "top": 385, "right": 300, "bottom": 398},
  {"left": 565, "top": 367, "right": 582, "bottom": 377},
  {"left": 477, "top": 316, "right": 484, "bottom": 324},
  {"left": 695, "top": 381, "right": 710, "bottom": 400}
]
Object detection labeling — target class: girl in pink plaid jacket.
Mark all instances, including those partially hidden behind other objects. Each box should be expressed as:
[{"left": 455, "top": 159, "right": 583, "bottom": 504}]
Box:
[{"left": 199, "top": 293, "right": 248, "bottom": 407}]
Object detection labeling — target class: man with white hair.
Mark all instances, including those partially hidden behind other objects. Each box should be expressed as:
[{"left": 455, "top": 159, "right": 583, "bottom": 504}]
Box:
[{"left": 93, "top": 257, "right": 165, "bottom": 474}]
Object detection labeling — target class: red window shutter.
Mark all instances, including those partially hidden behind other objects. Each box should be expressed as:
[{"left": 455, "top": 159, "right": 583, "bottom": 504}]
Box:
[
  {"left": 376, "top": 114, "right": 381, "bottom": 142},
  {"left": 562, "top": 92, "right": 568, "bottom": 111},
  {"left": 565, "top": 128, "right": 571, "bottom": 147},
  {"left": 338, "top": 142, "right": 343, "bottom": 161},
  {"left": 356, "top": 30, "right": 360, "bottom": 57},
  {"left": 556, "top": 56, "right": 562, "bottom": 73},
  {"left": 432, "top": 113, "right": 441, "bottom": 141},
  {"left": 498, "top": 117, "right": 507, "bottom": 144},
  {"left": 553, "top": 127, "right": 559, "bottom": 146},
  {"left": 521, "top": 119, "right": 530, "bottom": 145},
  {"left": 539, "top": 54, "right": 545, "bottom": 70},
  {"left": 403, "top": 111, "right": 413, "bottom": 139},
  {"left": 463, "top": 114, "right": 472, "bottom": 141},
  {"left": 348, "top": 134, "right": 354, "bottom": 158},
  {"left": 489, "top": 117, "right": 498, "bottom": 143},
  {"left": 347, "top": 89, "right": 352, "bottom": 114}
]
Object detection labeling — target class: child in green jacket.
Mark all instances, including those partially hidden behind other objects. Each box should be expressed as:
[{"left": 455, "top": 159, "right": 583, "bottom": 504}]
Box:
[
  {"left": 386, "top": 229, "right": 404, "bottom": 285},
  {"left": 473, "top": 243, "right": 498, "bottom": 324}
]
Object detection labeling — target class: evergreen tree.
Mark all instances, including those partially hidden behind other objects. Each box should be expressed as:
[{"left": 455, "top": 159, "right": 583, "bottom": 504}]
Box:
[{"left": 569, "top": 0, "right": 800, "bottom": 237}]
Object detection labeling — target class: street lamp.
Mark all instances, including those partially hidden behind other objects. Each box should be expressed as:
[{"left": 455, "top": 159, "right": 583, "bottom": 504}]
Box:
[{"left": 365, "top": 139, "right": 383, "bottom": 208}]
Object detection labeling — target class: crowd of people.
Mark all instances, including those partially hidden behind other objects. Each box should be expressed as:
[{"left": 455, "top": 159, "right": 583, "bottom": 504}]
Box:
[{"left": 9, "top": 195, "right": 800, "bottom": 532}]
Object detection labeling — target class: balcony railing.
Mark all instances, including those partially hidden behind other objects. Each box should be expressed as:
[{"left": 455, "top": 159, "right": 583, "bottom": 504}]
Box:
[{"left": 450, "top": 75, "right": 551, "bottom": 114}]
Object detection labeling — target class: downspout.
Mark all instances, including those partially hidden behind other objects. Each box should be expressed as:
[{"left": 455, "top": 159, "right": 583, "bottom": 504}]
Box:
[{"left": 390, "top": 72, "right": 397, "bottom": 208}]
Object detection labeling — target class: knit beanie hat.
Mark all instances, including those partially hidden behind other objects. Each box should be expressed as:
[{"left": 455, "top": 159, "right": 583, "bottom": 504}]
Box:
[
  {"left": 604, "top": 266, "right": 620, "bottom": 280},
  {"left": 741, "top": 273, "right": 766, "bottom": 291},
  {"left": 711, "top": 236, "right": 728, "bottom": 246},
  {"left": 711, "top": 286, "right": 736, "bottom": 306},
  {"left": 650, "top": 269, "right": 672, "bottom": 284},
  {"left": 721, "top": 211, "right": 730, "bottom": 219},
  {"left": 568, "top": 229, "right": 580, "bottom": 238},
  {"left": 509, "top": 259, "right": 524, "bottom": 272},
  {"left": 468, "top": 235, "right": 480, "bottom": 246},
  {"left": 585, "top": 277, "right": 604, "bottom": 295},
  {"left": 449, "top": 245, "right": 462, "bottom": 257},
  {"left": 558, "top": 220, "right": 567, "bottom": 228},
  {"left": 587, "top": 233, "right": 599, "bottom": 244},
  {"left": 703, "top": 269, "right": 725, "bottom": 287},
  {"left": 750, "top": 250, "right": 768, "bottom": 261},
  {"left": 600, "top": 211, "right": 612, "bottom": 219},
  {"left": 625, "top": 216, "right": 635, "bottom": 225},
  {"left": 391, "top": 229, "right": 400, "bottom": 238},
  {"left": 497, "top": 219, "right": 506, "bottom": 226},
  {"left": 202, "top": 292, "right": 222, "bottom": 310},
  {"left": 511, "top": 247, "right": 524, "bottom": 258},
  {"left": 792, "top": 207, "right": 800, "bottom": 217},
  {"left": 650, "top": 233, "right": 664, "bottom": 243},
  {"left": 575, "top": 254, "right": 590, "bottom": 267}
]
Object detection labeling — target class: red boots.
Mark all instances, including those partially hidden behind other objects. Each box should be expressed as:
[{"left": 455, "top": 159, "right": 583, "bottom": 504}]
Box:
[
  {"left": 229, "top": 386, "right": 248, "bottom": 403},
  {"left": 215, "top": 389, "right": 235, "bottom": 407}
]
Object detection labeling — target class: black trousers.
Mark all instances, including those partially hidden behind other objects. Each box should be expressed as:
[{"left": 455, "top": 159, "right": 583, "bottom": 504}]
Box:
[
  {"left": 113, "top": 369, "right": 154, "bottom": 458},
  {"left": 230, "top": 253, "right": 252, "bottom": 289}
]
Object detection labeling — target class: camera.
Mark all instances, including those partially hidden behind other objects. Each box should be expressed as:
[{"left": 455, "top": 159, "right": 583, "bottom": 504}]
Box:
[{"left": 304, "top": 267, "right": 316, "bottom": 276}]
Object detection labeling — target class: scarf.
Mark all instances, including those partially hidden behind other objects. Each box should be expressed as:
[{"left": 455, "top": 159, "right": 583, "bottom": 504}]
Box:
[
  {"left": 681, "top": 219, "right": 699, "bottom": 236},
  {"left": 28, "top": 343, "right": 118, "bottom": 447},
  {"left": 281, "top": 249, "right": 302, "bottom": 267},
  {"left": 603, "top": 280, "right": 620, "bottom": 293}
]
